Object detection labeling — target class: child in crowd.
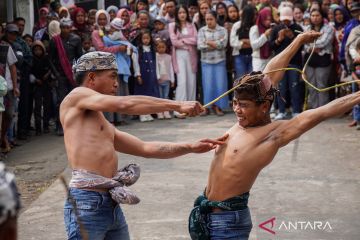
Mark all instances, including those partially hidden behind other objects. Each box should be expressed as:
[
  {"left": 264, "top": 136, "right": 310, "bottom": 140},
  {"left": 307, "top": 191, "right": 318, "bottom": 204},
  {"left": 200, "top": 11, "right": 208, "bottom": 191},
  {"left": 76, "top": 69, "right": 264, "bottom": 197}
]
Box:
[
  {"left": 30, "top": 41, "right": 52, "bottom": 135},
  {"left": 81, "top": 34, "right": 95, "bottom": 54},
  {"left": 152, "top": 17, "right": 171, "bottom": 53},
  {"left": 155, "top": 39, "right": 174, "bottom": 119},
  {"left": 136, "top": 30, "right": 159, "bottom": 122}
]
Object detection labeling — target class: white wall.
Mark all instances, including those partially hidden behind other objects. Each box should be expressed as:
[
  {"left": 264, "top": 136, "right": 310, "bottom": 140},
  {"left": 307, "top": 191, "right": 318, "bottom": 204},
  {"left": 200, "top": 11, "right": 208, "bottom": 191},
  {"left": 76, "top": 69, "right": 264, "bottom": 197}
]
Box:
[{"left": 16, "top": 0, "right": 34, "bottom": 35}]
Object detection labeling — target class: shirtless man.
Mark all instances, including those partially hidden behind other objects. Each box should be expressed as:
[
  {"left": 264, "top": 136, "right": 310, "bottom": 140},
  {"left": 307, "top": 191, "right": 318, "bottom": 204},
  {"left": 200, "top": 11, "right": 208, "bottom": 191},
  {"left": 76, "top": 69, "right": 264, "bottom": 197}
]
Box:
[
  {"left": 189, "top": 31, "right": 360, "bottom": 240},
  {"left": 60, "top": 52, "right": 228, "bottom": 239}
]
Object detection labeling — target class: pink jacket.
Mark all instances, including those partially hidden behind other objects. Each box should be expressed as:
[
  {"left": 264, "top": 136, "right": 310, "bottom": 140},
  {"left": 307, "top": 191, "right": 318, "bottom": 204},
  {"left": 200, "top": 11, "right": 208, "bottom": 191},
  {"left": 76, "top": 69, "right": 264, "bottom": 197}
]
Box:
[
  {"left": 92, "top": 30, "right": 119, "bottom": 53},
  {"left": 168, "top": 22, "right": 198, "bottom": 74}
]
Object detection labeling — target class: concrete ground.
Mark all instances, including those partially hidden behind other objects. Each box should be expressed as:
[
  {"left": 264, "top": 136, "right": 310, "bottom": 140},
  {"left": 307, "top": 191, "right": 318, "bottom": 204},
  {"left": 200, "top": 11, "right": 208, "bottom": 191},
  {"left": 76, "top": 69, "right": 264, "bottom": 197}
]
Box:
[{"left": 13, "top": 114, "right": 360, "bottom": 240}]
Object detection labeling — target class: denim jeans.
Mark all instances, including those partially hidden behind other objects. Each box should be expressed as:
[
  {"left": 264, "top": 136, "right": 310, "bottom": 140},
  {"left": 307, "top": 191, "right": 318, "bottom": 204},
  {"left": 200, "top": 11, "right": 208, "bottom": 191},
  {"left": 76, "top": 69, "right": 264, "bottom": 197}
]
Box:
[
  {"left": 233, "top": 54, "right": 253, "bottom": 79},
  {"left": 277, "top": 64, "right": 304, "bottom": 114},
  {"left": 158, "top": 81, "right": 171, "bottom": 99},
  {"left": 352, "top": 83, "right": 360, "bottom": 121},
  {"left": 64, "top": 188, "right": 130, "bottom": 240},
  {"left": 207, "top": 207, "right": 252, "bottom": 240}
]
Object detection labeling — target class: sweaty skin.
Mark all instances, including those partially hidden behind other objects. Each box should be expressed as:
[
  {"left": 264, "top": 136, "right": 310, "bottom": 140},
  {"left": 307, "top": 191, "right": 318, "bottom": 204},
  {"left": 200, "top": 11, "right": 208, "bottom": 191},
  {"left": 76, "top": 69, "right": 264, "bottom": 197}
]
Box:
[
  {"left": 206, "top": 31, "right": 360, "bottom": 201},
  {"left": 60, "top": 70, "right": 227, "bottom": 188}
]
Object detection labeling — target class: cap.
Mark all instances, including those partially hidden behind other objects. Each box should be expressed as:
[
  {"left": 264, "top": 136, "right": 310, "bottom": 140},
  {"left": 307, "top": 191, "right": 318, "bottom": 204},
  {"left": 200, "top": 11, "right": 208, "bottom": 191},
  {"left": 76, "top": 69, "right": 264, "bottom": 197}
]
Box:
[
  {"left": 154, "top": 17, "right": 167, "bottom": 25},
  {"left": 60, "top": 17, "right": 73, "bottom": 27},
  {"left": 279, "top": 7, "right": 293, "bottom": 21},
  {"left": 72, "top": 51, "right": 118, "bottom": 74},
  {"left": 110, "top": 18, "right": 125, "bottom": 30},
  {"left": 5, "top": 23, "right": 19, "bottom": 33}
]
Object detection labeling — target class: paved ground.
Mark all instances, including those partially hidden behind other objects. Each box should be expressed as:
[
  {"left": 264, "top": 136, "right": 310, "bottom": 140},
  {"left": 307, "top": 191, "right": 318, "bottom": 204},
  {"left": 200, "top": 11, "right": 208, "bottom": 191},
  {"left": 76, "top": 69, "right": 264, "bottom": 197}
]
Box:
[{"left": 10, "top": 114, "right": 360, "bottom": 239}]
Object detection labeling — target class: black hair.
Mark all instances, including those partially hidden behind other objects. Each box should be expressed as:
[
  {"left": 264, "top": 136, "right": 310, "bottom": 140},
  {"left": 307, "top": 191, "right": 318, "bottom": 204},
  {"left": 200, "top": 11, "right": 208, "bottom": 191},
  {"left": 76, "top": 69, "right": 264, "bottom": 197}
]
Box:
[
  {"left": 310, "top": 9, "right": 324, "bottom": 30},
  {"left": 237, "top": 4, "right": 256, "bottom": 39},
  {"left": 22, "top": 34, "right": 33, "bottom": 41},
  {"left": 165, "top": 0, "right": 177, "bottom": 5},
  {"left": 74, "top": 71, "right": 88, "bottom": 85},
  {"left": 14, "top": 17, "right": 26, "bottom": 23},
  {"left": 233, "top": 72, "right": 276, "bottom": 106},
  {"left": 138, "top": 29, "right": 155, "bottom": 59},
  {"left": 206, "top": 10, "right": 217, "bottom": 19},
  {"left": 174, "top": 5, "right": 191, "bottom": 33},
  {"left": 227, "top": 4, "right": 240, "bottom": 23}
]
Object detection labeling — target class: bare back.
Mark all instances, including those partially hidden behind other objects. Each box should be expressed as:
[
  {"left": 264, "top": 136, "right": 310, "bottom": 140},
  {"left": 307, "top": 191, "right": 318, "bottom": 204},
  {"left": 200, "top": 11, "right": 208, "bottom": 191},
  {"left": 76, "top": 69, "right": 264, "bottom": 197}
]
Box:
[
  {"left": 206, "top": 122, "right": 282, "bottom": 201},
  {"left": 60, "top": 88, "right": 118, "bottom": 178}
]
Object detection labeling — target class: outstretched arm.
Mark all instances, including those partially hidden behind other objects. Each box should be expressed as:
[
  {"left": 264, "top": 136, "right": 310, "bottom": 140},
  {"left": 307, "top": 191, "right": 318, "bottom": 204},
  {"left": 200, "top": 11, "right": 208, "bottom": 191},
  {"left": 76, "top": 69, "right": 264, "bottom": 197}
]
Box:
[
  {"left": 65, "top": 87, "right": 204, "bottom": 116},
  {"left": 269, "top": 91, "right": 360, "bottom": 147},
  {"left": 114, "top": 130, "right": 229, "bottom": 158},
  {"left": 263, "top": 31, "right": 321, "bottom": 86}
]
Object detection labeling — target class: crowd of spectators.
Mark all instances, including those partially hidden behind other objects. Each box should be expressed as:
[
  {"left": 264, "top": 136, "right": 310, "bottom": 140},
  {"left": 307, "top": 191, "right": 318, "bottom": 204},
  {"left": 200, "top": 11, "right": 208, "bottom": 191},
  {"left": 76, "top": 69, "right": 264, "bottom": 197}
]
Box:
[{"left": 0, "top": 0, "right": 360, "bottom": 158}]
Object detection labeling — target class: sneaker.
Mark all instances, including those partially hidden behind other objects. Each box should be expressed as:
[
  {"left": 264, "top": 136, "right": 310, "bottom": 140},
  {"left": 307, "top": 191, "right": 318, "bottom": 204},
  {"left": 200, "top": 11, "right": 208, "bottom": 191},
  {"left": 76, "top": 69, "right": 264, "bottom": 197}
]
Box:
[
  {"left": 274, "top": 112, "right": 286, "bottom": 120},
  {"left": 140, "top": 115, "right": 148, "bottom": 122},
  {"left": 145, "top": 115, "right": 154, "bottom": 121},
  {"left": 164, "top": 111, "right": 172, "bottom": 119},
  {"left": 157, "top": 112, "right": 164, "bottom": 119}
]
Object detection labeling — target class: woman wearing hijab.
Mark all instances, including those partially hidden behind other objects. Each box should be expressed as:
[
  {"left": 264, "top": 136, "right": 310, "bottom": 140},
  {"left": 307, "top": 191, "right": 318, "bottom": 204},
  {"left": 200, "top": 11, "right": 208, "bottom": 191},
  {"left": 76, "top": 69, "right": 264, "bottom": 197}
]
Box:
[
  {"left": 33, "top": 7, "right": 49, "bottom": 35},
  {"left": 58, "top": 6, "right": 70, "bottom": 20},
  {"left": 107, "top": 5, "right": 119, "bottom": 21},
  {"left": 117, "top": 8, "right": 132, "bottom": 40},
  {"left": 71, "top": 7, "right": 91, "bottom": 38},
  {"left": 92, "top": 10, "right": 128, "bottom": 54},
  {"left": 249, "top": 7, "right": 273, "bottom": 71}
]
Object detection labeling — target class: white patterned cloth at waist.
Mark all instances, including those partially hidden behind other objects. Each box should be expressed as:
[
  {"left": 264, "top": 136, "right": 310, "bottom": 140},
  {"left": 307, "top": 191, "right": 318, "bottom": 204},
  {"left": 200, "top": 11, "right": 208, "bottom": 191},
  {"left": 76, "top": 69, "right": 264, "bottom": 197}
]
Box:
[{"left": 69, "top": 164, "right": 141, "bottom": 205}]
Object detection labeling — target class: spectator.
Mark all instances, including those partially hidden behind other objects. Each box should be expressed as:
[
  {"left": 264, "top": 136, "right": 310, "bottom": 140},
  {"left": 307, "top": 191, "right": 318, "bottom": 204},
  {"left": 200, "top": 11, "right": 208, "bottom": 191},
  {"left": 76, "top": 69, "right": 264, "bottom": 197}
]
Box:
[
  {"left": 107, "top": 5, "right": 119, "bottom": 21},
  {"left": 22, "top": 34, "right": 33, "bottom": 47},
  {"left": 250, "top": 7, "right": 273, "bottom": 71},
  {"left": 269, "top": 7, "right": 304, "bottom": 120},
  {"left": 81, "top": 34, "right": 95, "bottom": 54},
  {"left": 193, "top": 1, "right": 210, "bottom": 29},
  {"left": 48, "top": 20, "right": 61, "bottom": 39},
  {"left": 87, "top": 9, "right": 97, "bottom": 30},
  {"left": 230, "top": 4, "right": 256, "bottom": 79},
  {"left": 135, "top": 30, "right": 159, "bottom": 122},
  {"left": 169, "top": 5, "right": 198, "bottom": 119},
  {"left": 58, "top": 6, "right": 70, "bottom": 20},
  {"left": 14, "top": 18, "right": 34, "bottom": 140},
  {"left": 30, "top": 41, "right": 52, "bottom": 135},
  {"left": 294, "top": 3, "right": 305, "bottom": 29},
  {"left": 198, "top": 11, "right": 228, "bottom": 116},
  {"left": 304, "top": 9, "right": 334, "bottom": 109},
  {"left": 165, "top": 0, "right": 177, "bottom": 23},
  {"left": 49, "top": 18, "right": 82, "bottom": 135},
  {"left": 188, "top": 0, "right": 199, "bottom": 21},
  {"left": 155, "top": 39, "right": 175, "bottom": 119},
  {"left": 33, "top": 7, "right": 49, "bottom": 35},
  {"left": 216, "top": 2, "right": 228, "bottom": 26},
  {"left": 71, "top": 7, "right": 91, "bottom": 38},
  {"left": 0, "top": 163, "right": 21, "bottom": 240},
  {"left": 117, "top": 8, "right": 132, "bottom": 40},
  {"left": 129, "top": 10, "right": 152, "bottom": 45}
]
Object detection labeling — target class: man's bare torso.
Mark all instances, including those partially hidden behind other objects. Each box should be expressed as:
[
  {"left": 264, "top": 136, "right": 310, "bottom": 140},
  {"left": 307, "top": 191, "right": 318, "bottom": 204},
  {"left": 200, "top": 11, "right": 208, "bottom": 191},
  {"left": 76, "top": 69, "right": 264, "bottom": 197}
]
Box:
[
  {"left": 206, "top": 122, "right": 282, "bottom": 201},
  {"left": 60, "top": 90, "right": 118, "bottom": 179}
]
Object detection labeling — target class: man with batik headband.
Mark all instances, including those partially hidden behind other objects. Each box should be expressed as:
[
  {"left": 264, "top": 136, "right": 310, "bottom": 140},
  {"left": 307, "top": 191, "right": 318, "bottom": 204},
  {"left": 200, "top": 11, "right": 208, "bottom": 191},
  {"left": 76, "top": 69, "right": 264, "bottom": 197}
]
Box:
[
  {"left": 62, "top": 51, "right": 228, "bottom": 239},
  {"left": 49, "top": 18, "right": 82, "bottom": 136},
  {"left": 189, "top": 30, "right": 360, "bottom": 240},
  {"left": 0, "top": 163, "right": 21, "bottom": 240}
]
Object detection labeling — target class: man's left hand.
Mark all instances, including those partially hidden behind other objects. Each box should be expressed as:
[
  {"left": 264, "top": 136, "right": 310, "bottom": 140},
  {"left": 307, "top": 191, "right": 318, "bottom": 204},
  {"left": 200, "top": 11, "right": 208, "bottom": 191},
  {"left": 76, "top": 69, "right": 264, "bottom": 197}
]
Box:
[
  {"left": 191, "top": 134, "right": 229, "bottom": 153},
  {"left": 178, "top": 101, "right": 205, "bottom": 117}
]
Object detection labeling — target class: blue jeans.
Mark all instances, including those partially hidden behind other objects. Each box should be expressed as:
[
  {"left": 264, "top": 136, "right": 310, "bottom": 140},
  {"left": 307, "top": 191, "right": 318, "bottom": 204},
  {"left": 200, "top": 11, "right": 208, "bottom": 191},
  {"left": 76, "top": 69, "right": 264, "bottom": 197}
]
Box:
[
  {"left": 158, "top": 81, "right": 170, "bottom": 99},
  {"left": 233, "top": 54, "right": 253, "bottom": 79},
  {"left": 64, "top": 188, "right": 130, "bottom": 240},
  {"left": 352, "top": 83, "right": 360, "bottom": 121},
  {"left": 207, "top": 207, "right": 252, "bottom": 240},
  {"left": 201, "top": 60, "right": 228, "bottom": 109},
  {"left": 277, "top": 64, "right": 304, "bottom": 113}
]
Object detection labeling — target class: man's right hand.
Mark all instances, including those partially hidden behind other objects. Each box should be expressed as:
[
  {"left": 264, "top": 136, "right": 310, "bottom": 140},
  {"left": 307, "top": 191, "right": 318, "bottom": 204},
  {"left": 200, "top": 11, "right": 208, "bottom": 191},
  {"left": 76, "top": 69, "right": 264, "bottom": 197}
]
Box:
[
  {"left": 299, "top": 30, "right": 322, "bottom": 44},
  {"left": 178, "top": 101, "right": 205, "bottom": 117}
]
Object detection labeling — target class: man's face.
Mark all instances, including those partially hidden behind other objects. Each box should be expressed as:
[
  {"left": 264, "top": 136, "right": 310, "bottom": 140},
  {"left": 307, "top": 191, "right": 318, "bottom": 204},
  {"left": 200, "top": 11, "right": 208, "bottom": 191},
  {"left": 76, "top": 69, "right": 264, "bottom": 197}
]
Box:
[
  {"left": 321, "top": 0, "right": 330, "bottom": 14},
  {"left": 6, "top": 31, "right": 18, "bottom": 42},
  {"left": 89, "top": 70, "right": 119, "bottom": 95},
  {"left": 61, "top": 25, "right": 71, "bottom": 36},
  {"left": 166, "top": 2, "right": 176, "bottom": 17},
  {"left": 16, "top": 20, "right": 25, "bottom": 35},
  {"left": 154, "top": 21, "right": 165, "bottom": 31},
  {"left": 232, "top": 98, "right": 268, "bottom": 127}
]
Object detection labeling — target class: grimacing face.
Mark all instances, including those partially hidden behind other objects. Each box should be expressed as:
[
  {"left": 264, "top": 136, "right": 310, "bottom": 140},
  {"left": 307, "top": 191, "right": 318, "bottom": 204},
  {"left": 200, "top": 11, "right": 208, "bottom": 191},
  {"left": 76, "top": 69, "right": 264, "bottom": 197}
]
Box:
[{"left": 232, "top": 98, "right": 268, "bottom": 128}]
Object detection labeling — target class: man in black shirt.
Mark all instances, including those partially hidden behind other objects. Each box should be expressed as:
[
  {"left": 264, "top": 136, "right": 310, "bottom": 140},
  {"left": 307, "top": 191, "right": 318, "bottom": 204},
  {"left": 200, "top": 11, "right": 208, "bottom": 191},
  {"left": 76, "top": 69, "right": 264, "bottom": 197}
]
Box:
[{"left": 269, "top": 6, "right": 304, "bottom": 120}]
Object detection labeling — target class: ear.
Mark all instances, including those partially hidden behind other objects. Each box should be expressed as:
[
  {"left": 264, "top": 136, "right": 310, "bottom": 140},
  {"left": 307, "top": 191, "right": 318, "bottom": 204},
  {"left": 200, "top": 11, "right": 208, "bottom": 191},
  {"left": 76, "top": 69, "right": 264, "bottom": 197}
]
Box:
[
  {"left": 260, "top": 101, "right": 271, "bottom": 114},
  {"left": 87, "top": 72, "right": 96, "bottom": 86}
]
